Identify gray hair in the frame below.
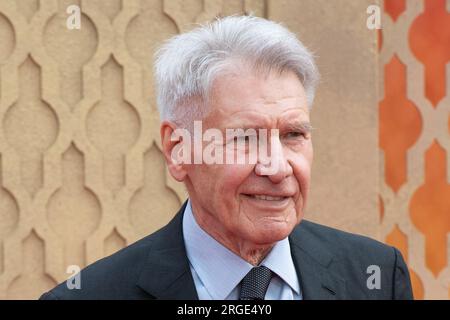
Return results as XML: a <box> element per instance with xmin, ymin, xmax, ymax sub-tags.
<box><xmin>154</xmin><ymin>15</ymin><xmax>319</xmax><ymax>126</ymax></box>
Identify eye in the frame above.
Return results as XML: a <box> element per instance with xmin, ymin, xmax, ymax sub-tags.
<box><xmin>285</xmin><ymin>131</ymin><xmax>307</xmax><ymax>139</ymax></box>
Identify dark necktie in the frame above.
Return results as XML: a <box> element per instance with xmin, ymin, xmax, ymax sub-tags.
<box><xmin>239</xmin><ymin>266</ymin><xmax>273</xmax><ymax>300</ymax></box>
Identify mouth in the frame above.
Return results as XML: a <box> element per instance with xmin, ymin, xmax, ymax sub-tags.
<box><xmin>243</xmin><ymin>194</ymin><xmax>289</xmax><ymax>201</ymax></box>
<box><xmin>241</xmin><ymin>193</ymin><xmax>293</xmax><ymax>209</ymax></box>
<box><xmin>241</xmin><ymin>193</ymin><xmax>292</xmax><ymax>211</ymax></box>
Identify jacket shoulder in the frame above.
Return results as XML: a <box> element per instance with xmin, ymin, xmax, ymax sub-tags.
<box><xmin>297</xmin><ymin>220</ymin><xmax>393</xmax><ymax>260</ymax></box>
<box><xmin>295</xmin><ymin>220</ymin><xmax>413</xmax><ymax>299</ymax></box>
<box><xmin>40</xmin><ymin>231</ymin><xmax>159</xmax><ymax>300</ymax></box>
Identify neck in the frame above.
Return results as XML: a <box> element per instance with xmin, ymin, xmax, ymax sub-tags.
<box><xmin>239</xmin><ymin>247</ymin><xmax>273</xmax><ymax>266</ymax></box>
<box><xmin>189</xmin><ymin>200</ymin><xmax>275</xmax><ymax>266</ymax></box>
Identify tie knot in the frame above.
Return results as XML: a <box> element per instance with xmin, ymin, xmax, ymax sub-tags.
<box><xmin>239</xmin><ymin>266</ymin><xmax>273</xmax><ymax>300</ymax></box>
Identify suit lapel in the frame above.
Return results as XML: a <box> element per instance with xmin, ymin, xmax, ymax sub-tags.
<box><xmin>289</xmin><ymin>222</ymin><xmax>347</xmax><ymax>300</ymax></box>
<box><xmin>136</xmin><ymin>201</ymin><xmax>199</xmax><ymax>299</ymax></box>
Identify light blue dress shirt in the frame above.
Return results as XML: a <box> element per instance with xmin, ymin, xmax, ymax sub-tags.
<box><xmin>182</xmin><ymin>199</ymin><xmax>302</xmax><ymax>300</ymax></box>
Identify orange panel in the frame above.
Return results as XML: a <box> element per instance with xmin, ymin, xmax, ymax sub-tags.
<box><xmin>384</xmin><ymin>0</ymin><xmax>406</xmax><ymax>22</ymax></box>
<box><xmin>409</xmin><ymin>0</ymin><xmax>450</xmax><ymax>107</ymax></box>
<box><xmin>379</xmin><ymin>56</ymin><xmax>423</xmax><ymax>193</ymax></box>
<box><xmin>410</xmin><ymin>141</ymin><xmax>450</xmax><ymax>277</ymax></box>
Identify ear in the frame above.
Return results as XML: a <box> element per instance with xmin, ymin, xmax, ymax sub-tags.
<box><xmin>160</xmin><ymin>121</ymin><xmax>189</xmax><ymax>182</ymax></box>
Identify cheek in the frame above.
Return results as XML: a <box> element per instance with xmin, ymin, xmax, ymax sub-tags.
<box><xmin>216</xmin><ymin>164</ymin><xmax>255</xmax><ymax>197</ymax></box>
<box><xmin>187</xmin><ymin>164</ymin><xmax>218</xmax><ymax>196</ymax></box>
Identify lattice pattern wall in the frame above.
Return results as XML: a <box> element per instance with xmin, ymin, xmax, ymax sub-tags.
<box><xmin>379</xmin><ymin>0</ymin><xmax>450</xmax><ymax>299</ymax></box>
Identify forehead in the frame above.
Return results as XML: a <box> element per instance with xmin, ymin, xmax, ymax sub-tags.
<box><xmin>207</xmin><ymin>68</ymin><xmax>309</xmax><ymax>126</ymax></box>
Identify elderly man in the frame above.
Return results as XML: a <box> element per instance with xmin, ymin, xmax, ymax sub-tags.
<box><xmin>40</xmin><ymin>15</ymin><xmax>413</xmax><ymax>300</ymax></box>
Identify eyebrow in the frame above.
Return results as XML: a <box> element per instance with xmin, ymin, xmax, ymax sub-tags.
<box><xmin>223</xmin><ymin>121</ymin><xmax>314</xmax><ymax>134</ymax></box>
<box><xmin>224</xmin><ymin>119</ymin><xmax>272</xmax><ymax>131</ymax></box>
<box><xmin>285</xmin><ymin>121</ymin><xmax>314</xmax><ymax>133</ymax></box>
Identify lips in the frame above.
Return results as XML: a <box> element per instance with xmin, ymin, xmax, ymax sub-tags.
<box><xmin>242</xmin><ymin>194</ymin><xmax>291</xmax><ymax>201</ymax></box>
<box><xmin>249</xmin><ymin>194</ymin><xmax>285</xmax><ymax>201</ymax></box>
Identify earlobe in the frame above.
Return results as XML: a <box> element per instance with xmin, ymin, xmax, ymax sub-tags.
<box><xmin>168</xmin><ymin>163</ymin><xmax>188</xmax><ymax>182</ymax></box>
<box><xmin>160</xmin><ymin>121</ymin><xmax>189</xmax><ymax>182</ymax></box>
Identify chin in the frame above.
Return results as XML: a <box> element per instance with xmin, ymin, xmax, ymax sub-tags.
<box><xmin>247</xmin><ymin>222</ymin><xmax>295</xmax><ymax>245</ymax></box>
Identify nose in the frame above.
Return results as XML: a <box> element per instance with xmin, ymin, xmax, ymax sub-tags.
<box><xmin>255</xmin><ymin>134</ymin><xmax>293</xmax><ymax>183</ymax></box>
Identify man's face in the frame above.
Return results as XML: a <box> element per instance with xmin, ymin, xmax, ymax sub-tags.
<box><xmin>184</xmin><ymin>68</ymin><xmax>313</xmax><ymax>246</ymax></box>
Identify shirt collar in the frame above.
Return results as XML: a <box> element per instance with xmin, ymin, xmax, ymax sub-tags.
<box><xmin>260</xmin><ymin>234</ymin><xmax>301</xmax><ymax>295</ymax></box>
<box><xmin>182</xmin><ymin>199</ymin><xmax>300</xmax><ymax>299</ymax></box>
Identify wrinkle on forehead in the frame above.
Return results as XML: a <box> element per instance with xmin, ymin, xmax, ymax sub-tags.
<box><xmin>203</xmin><ymin>68</ymin><xmax>310</xmax><ymax>134</ymax></box>
<box><xmin>210</xmin><ymin>68</ymin><xmax>306</xmax><ymax>105</ymax></box>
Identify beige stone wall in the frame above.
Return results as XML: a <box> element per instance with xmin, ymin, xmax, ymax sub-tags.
<box><xmin>0</xmin><ymin>0</ymin><xmax>447</xmax><ymax>299</ymax></box>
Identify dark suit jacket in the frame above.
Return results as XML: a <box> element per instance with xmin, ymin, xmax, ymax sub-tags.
<box><xmin>40</xmin><ymin>201</ymin><xmax>413</xmax><ymax>300</ymax></box>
